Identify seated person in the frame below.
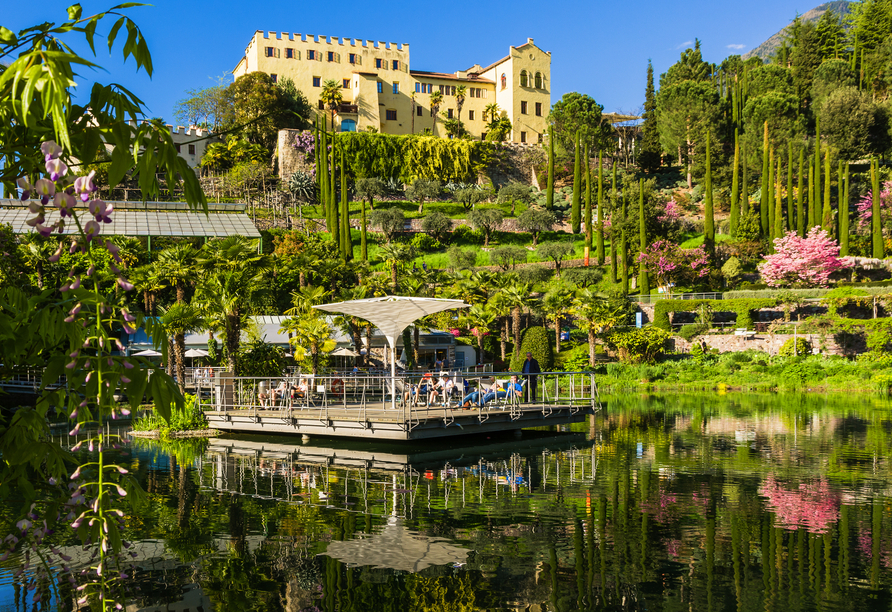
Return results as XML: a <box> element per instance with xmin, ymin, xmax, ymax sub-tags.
<box><xmin>271</xmin><ymin>380</ymin><xmax>288</xmax><ymax>403</ymax></box>
<box><xmin>291</xmin><ymin>379</ymin><xmax>308</xmax><ymax>399</ymax></box>
<box><xmin>482</xmin><ymin>375</ymin><xmax>523</xmax><ymax>404</ymax></box>
<box><xmin>405</xmin><ymin>372</ymin><xmax>433</xmax><ymax>405</ymax></box>
<box><xmin>258</xmin><ymin>381</ymin><xmax>269</xmax><ymax>407</ymax></box>
<box><xmin>461</xmin><ymin>377</ymin><xmax>498</xmax><ymax>408</ymax></box>
<box><xmin>428</xmin><ymin>372</ymin><xmax>455</xmax><ymax>406</ymax></box>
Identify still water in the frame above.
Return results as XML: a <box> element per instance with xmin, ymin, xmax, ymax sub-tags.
<box><xmin>3</xmin><ymin>392</ymin><xmax>892</xmax><ymax>611</ymax></box>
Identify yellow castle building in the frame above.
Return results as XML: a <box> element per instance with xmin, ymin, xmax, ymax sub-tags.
<box><xmin>232</xmin><ymin>31</ymin><xmax>551</xmax><ymax>143</ymax></box>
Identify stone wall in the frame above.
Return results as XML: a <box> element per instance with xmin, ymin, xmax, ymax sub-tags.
<box><xmin>671</xmin><ymin>333</ymin><xmax>844</xmax><ymax>355</ymax></box>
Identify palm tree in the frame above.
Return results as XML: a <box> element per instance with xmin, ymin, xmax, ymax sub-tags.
<box><xmin>194</xmin><ymin>237</ymin><xmax>272</xmax><ymax>373</ymax></box>
<box><xmin>320</xmin><ymin>79</ymin><xmax>343</xmax><ymax>130</ymax></box>
<box><xmin>282</xmin><ymin>315</ymin><xmax>336</xmax><ymax>376</ymax></box>
<box><xmin>429</xmin><ymin>90</ymin><xmax>444</xmax><ymax>136</ymax></box>
<box><xmin>377</xmin><ymin>242</ymin><xmax>413</xmax><ymax>292</ymax></box>
<box><xmin>159</xmin><ymin>303</ymin><xmax>204</xmax><ymax>394</ymax></box>
<box><xmin>285</xmin><ymin>285</ymin><xmax>329</xmax><ymax>317</ymax></box>
<box><xmin>130</xmin><ymin>264</ymin><xmax>166</xmax><ymax>315</ymax></box>
<box><xmin>484</xmin><ymin>103</ymin><xmax>500</xmax><ymax>126</ymax></box>
<box><xmin>455</xmin><ymin>85</ymin><xmax>467</xmax><ymax>125</ymax></box>
<box><xmin>155</xmin><ymin>243</ymin><xmax>198</xmax><ymax>303</ymax></box>
<box><xmin>488</xmin><ymin>292</ymin><xmax>511</xmax><ymax>362</ymax></box>
<box><xmin>541</xmin><ymin>284</ymin><xmax>573</xmax><ymax>353</ymax></box>
<box><xmin>500</xmin><ymin>284</ymin><xmax>529</xmax><ymax>358</ymax></box>
<box><xmin>463</xmin><ymin>303</ymin><xmax>496</xmax><ymax>363</ymax></box>
<box><xmin>571</xmin><ymin>288</ymin><xmax>625</xmax><ymax>366</ymax></box>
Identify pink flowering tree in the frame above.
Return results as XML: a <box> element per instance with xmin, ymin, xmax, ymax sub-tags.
<box><xmin>758</xmin><ymin>228</ymin><xmax>843</xmax><ymax>287</ymax></box>
<box><xmin>856</xmin><ymin>181</ymin><xmax>892</xmax><ymax>233</ymax></box>
<box><xmin>637</xmin><ymin>240</ymin><xmax>710</xmax><ymax>295</ymax></box>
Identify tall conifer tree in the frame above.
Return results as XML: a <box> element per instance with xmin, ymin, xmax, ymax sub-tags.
<box><xmin>822</xmin><ymin>150</ymin><xmax>832</xmax><ymax>233</ymax></box>
<box><xmin>571</xmin><ymin>130</ymin><xmax>582</xmax><ymax>234</ymax></box>
<box><xmin>621</xmin><ymin>187</ymin><xmax>629</xmax><ymax>295</ymax></box>
<box><xmin>786</xmin><ymin>143</ymin><xmax>793</xmax><ymax>232</ymax></box>
<box><xmin>872</xmin><ymin>158</ymin><xmax>885</xmax><ymax>258</ymax></box>
<box><xmin>584</xmin><ymin>142</ymin><xmax>592</xmax><ymax>264</ymax></box>
<box><xmin>797</xmin><ymin>147</ymin><xmax>805</xmax><ymax>236</ymax></box>
<box><xmin>637</xmin><ymin>60</ymin><xmax>661</xmax><ymax>173</ymax></box>
<box><xmin>597</xmin><ymin>152</ymin><xmax>605</xmax><ymax>265</ymax></box>
<box><xmin>638</xmin><ymin>179</ymin><xmax>650</xmax><ymax>296</ymax></box>
<box><xmin>841</xmin><ymin>162</ymin><xmax>850</xmax><ymax>256</ymax></box>
<box><xmin>704</xmin><ymin>131</ymin><xmax>715</xmax><ymax>257</ymax></box>
<box><xmin>730</xmin><ymin>128</ymin><xmax>740</xmax><ymax>237</ymax></box>
<box><xmin>760</xmin><ymin>122</ymin><xmax>770</xmax><ymax>236</ymax></box>
<box><xmin>610</xmin><ymin>164</ymin><xmax>618</xmax><ymax>284</ymax></box>
<box><xmin>546</xmin><ymin>125</ymin><xmax>554</xmax><ymax>210</ymax></box>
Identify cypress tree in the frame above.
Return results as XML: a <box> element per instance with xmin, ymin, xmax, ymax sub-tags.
<box><xmin>730</xmin><ymin>128</ymin><xmax>740</xmax><ymax>237</ymax></box>
<box><xmin>742</xmin><ymin>143</ymin><xmax>748</xmax><ymax>215</ymax></box>
<box><xmin>704</xmin><ymin>130</ymin><xmax>715</xmax><ymax>257</ymax></box>
<box><xmin>766</xmin><ymin>148</ymin><xmax>775</xmax><ymax>246</ymax></box>
<box><xmin>814</xmin><ymin>117</ymin><xmax>821</xmax><ymax>227</ymax></box>
<box><xmin>571</xmin><ymin>130</ymin><xmax>582</xmax><ymax>234</ymax></box>
<box><xmin>807</xmin><ymin>164</ymin><xmax>814</xmax><ymax>231</ymax></box>
<box><xmin>638</xmin><ymin>179</ymin><xmax>649</xmax><ymax>296</ymax></box>
<box><xmin>760</xmin><ymin>122</ymin><xmax>770</xmax><ymax>236</ymax></box>
<box><xmin>610</xmin><ymin>163</ymin><xmax>618</xmax><ymax>284</ymax></box>
<box><xmin>596</xmin><ymin>152</ymin><xmax>605</xmax><ymax>265</ymax></box>
<box><xmin>841</xmin><ymin>162</ymin><xmax>850</xmax><ymax>256</ymax></box>
<box><xmin>546</xmin><ymin>125</ymin><xmax>554</xmax><ymax>210</ymax></box>
<box><xmin>637</xmin><ymin>60</ymin><xmax>661</xmax><ymax>173</ymax></box>
<box><xmin>340</xmin><ymin>145</ymin><xmax>350</xmax><ymax>260</ymax></box>
<box><xmin>797</xmin><ymin>147</ymin><xmax>805</xmax><ymax>236</ymax></box>
<box><xmin>320</xmin><ymin>122</ymin><xmax>331</xmax><ymax>233</ymax></box>
<box><xmin>584</xmin><ymin>142</ymin><xmax>592</xmax><ymax>264</ymax></box>
<box><xmin>774</xmin><ymin>155</ymin><xmax>784</xmax><ymax>241</ymax></box>
<box><xmin>330</xmin><ymin>133</ymin><xmax>339</xmax><ymax>246</ymax></box>
<box><xmin>786</xmin><ymin>142</ymin><xmax>793</xmax><ymax>232</ymax></box>
<box><xmin>872</xmin><ymin>158</ymin><xmax>885</xmax><ymax>258</ymax></box>
<box><xmin>822</xmin><ymin>149</ymin><xmax>832</xmax><ymax>233</ymax></box>
<box><xmin>621</xmin><ymin>186</ymin><xmax>629</xmax><ymax>295</ymax></box>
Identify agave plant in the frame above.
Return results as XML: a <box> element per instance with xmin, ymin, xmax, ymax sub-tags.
<box><xmin>384</xmin><ymin>177</ymin><xmax>404</xmax><ymax>196</ymax></box>
<box><xmin>289</xmin><ymin>170</ymin><xmax>316</xmax><ymax>202</ymax></box>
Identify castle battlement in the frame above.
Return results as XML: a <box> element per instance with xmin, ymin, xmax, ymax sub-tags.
<box><xmin>258</xmin><ymin>31</ymin><xmax>408</xmax><ymax>51</ymax></box>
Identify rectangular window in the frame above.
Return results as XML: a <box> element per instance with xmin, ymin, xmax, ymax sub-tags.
<box><xmin>417</xmin><ymin>106</ymin><xmax>423</xmax><ymax>117</ymax></box>
<box><xmin>520</xmin><ymin>131</ymin><xmax>527</xmax><ymax>143</ymax></box>
<box><xmin>377</xmin><ymin>81</ymin><xmax>383</xmax><ymax>93</ymax></box>
<box><xmin>386</xmin><ymin>109</ymin><xmax>397</xmax><ymax>121</ymax></box>
<box><xmin>343</xmin><ymin>79</ymin><xmax>350</xmax><ymax>89</ymax></box>
<box><xmin>349</xmin><ymin>53</ymin><xmax>357</xmax><ymax>64</ymax></box>
<box><xmin>313</xmin><ymin>76</ymin><xmax>321</xmax><ymax>87</ymax></box>
<box><xmin>285</xmin><ymin>48</ymin><xmax>294</xmax><ymax>59</ymax></box>
<box><xmin>521</xmin><ymin>101</ymin><xmax>528</xmax><ymax>114</ymax></box>
<box><xmin>376</xmin><ymin>58</ymin><xmax>382</xmax><ymax>69</ymax></box>
<box><xmin>270</xmin><ymin>73</ymin><xmax>277</xmax><ymax>83</ymax></box>
<box><xmin>535</xmin><ymin>102</ymin><xmax>542</xmax><ymax>116</ymax></box>
<box><xmin>439</xmin><ymin>85</ymin><xmax>444</xmax><ymax>94</ymax></box>
<box><xmin>468</xmin><ymin>110</ymin><xmax>474</xmax><ymax>120</ymax></box>
<box><xmin>447</xmin><ymin>108</ymin><xmax>454</xmax><ymax>119</ymax></box>
<box><xmin>265</xmin><ymin>47</ymin><xmax>274</xmax><ymax>57</ymax></box>
<box><xmin>392</xmin><ymin>59</ymin><xmax>399</xmax><ymax>70</ymax></box>
<box><xmin>188</xmin><ymin>144</ymin><xmax>196</xmax><ymax>155</ymax></box>
<box><xmin>175</xmin><ymin>144</ymin><xmax>181</xmax><ymax>153</ymax></box>
<box><xmin>307</xmin><ymin>50</ymin><xmax>316</xmax><ymax>60</ymax></box>
<box><xmin>538</xmin><ymin>133</ymin><xmax>544</xmax><ymax>144</ymax></box>
<box><xmin>451</xmin><ymin>86</ymin><xmax>456</xmax><ymax>96</ymax></box>
<box><xmin>328</xmin><ymin>51</ymin><xmax>335</xmax><ymax>62</ymax></box>
<box><xmin>318</xmin><ymin>100</ymin><xmax>324</xmax><ymax>109</ymax></box>
<box><xmin>392</xmin><ymin>82</ymin><xmax>399</xmax><ymax>94</ymax></box>
<box><xmin>415</xmin><ymin>83</ymin><xmax>421</xmax><ymax>93</ymax></box>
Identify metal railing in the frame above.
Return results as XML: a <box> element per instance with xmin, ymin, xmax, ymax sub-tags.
<box><xmin>630</xmin><ymin>292</ymin><xmax>723</xmax><ymax>304</ymax></box>
<box><xmin>197</xmin><ymin>371</ymin><xmax>601</xmax><ymax>429</ymax></box>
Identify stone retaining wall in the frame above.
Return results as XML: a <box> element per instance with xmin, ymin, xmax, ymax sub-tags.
<box><xmin>671</xmin><ymin>333</ymin><xmax>843</xmax><ymax>355</ymax></box>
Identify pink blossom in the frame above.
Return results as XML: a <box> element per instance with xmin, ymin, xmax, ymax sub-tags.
<box><xmin>40</xmin><ymin>141</ymin><xmax>62</xmax><ymax>161</ymax></box>
<box><xmin>759</xmin><ymin>474</ymin><xmax>840</xmax><ymax>534</ymax></box>
<box><xmin>659</xmin><ymin>200</ymin><xmax>681</xmax><ymax>223</ymax></box>
<box><xmin>758</xmin><ymin>228</ymin><xmax>843</xmax><ymax>288</ymax></box>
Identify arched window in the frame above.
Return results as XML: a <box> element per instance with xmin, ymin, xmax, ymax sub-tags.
<box><xmin>520</xmin><ymin>70</ymin><xmax>528</xmax><ymax>87</ymax></box>
<box><xmin>535</xmin><ymin>72</ymin><xmax>542</xmax><ymax>89</ymax></box>
<box><xmin>340</xmin><ymin>119</ymin><xmax>356</xmax><ymax>132</ymax></box>
<box><xmin>501</xmin><ymin>73</ymin><xmax>506</xmax><ymax>89</ymax></box>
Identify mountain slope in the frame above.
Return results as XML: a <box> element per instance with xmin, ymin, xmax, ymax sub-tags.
<box><xmin>742</xmin><ymin>1</ymin><xmax>851</xmax><ymax>61</ymax></box>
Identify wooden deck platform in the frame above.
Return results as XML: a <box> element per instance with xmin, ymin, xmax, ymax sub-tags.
<box><xmin>205</xmin><ymin>401</ymin><xmax>596</xmax><ymax>440</ymax></box>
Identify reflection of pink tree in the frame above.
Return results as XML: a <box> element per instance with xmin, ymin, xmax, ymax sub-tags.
<box><xmin>760</xmin><ymin>474</ymin><xmax>840</xmax><ymax>534</ymax></box>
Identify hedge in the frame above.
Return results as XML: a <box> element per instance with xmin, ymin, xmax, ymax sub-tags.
<box><xmin>509</xmin><ymin>326</ymin><xmax>554</xmax><ymax>371</ymax></box>
<box><xmin>725</xmin><ymin>286</ymin><xmax>892</xmax><ymax>300</ymax></box>
<box><xmin>654</xmin><ymin>298</ymin><xmax>779</xmax><ymax>331</ymax></box>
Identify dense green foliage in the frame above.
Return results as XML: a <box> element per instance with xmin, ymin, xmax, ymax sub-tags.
<box><xmin>509</xmin><ymin>326</ymin><xmax>554</xmax><ymax>371</ymax></box>
<box><xmin>653</xmin><ymin>298</ymin><xmax>779</xmax><ymax>330</ymax></box>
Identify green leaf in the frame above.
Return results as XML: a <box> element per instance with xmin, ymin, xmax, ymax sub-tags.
<box><xmin>0</xmin><ymin>27</ymin><xmax>17</xmax><ymax>45</ymax></box>
<box><xmin>40</xmin><ymin>356</ymin><xmax>66</xmax><ymax>393</ymax></box>
<box><xmin>149</xmin><ymin>373</ymin><xmax>171</xmax><ymax>423</ymax></box>
<box><xmin>107</xmin><ymin>16</ymin><xmax>125</xmax><ymax>52</ymax></box>
<box><xmin>125</xmin><ymin>370</ymin><xmax>148</xmax><ymax>413</ymax></box>
<box><xmin>67</xmin><ymin>4</ymin><xmax>83</xmax><ymax>20</ymax></box>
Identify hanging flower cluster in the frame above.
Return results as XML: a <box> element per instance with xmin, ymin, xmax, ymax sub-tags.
<box><xmin>758</xmin><ymin>228</ymin><xmax>843</xmax><ymax>288</ymax></box>
<box><xmin>8</xmin><ymin>141</ymin><xmax>174</xmax><ymax>610</ymax></box>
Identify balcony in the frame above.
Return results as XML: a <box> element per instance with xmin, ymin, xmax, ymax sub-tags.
<box><xmin>337</xmin><ymin>104</ymin><xmax>358</xmax><ymax>114</ymax></box>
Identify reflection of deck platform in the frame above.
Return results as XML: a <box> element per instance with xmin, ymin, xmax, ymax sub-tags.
<box><xmin>205</xmin><ymin>402</ymin><xmax>595</xmax><ymax>440</ymax></box>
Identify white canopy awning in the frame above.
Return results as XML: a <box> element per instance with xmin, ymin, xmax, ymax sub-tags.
<box><xmin>314</xmin><ymin>296</ymin><xmax>468</xmax><ymax>409</ymax></box>
<box><xmin>331</xmin><ymin>347</ymin><xmax>359</xmax><ymax>357</ymax></box>
<box><xmin>184</xmin><ymin>348</ymin><xmax>209</xmax><ymax>358</ymax></box>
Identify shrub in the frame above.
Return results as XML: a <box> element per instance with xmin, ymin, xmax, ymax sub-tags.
<box><xmin>448</xmin><ymin>247</ymin><xmax>477</xmax><ymax>270</ymax></box>
<box><xmin>516</xmin><ymin>265</ymin><xmax>552</xmax><ymax>285</ymax></box>
<box><xmin>677</xmin><ymin>323</ymin><xmax>708</xmax><ymax>341</ymax></box>
<box><xmin>369</xmin><ymin>208</ymin><xmax>405</xmax><ymax>242</ymax></box>
<box><xmin>420</xmin><ymin>211</ymin><xmax>451</xmax><ymax>243</ymax></box>
<box><xmin>410</xmin><ymin>233</ymin><xmax>441</xmax><ymax>253</ymax></box>
<box><xmin>605</xmin><ymin>327</ymin><xmax>671</xmax><ymax>364</ymax></box>
<box><xmin>779</xmin><ymin>337</ymin><xmax>812</xmax><ymax>357</ymax></box>
<box><xmin>509</xmin><ymin>326</ymin><xmax>554</xmax><ymax>371</ymax></box>
<box><xmin>133</xmin><ymin>394</ymin><xmax>207</xmax><ymax>435</ymax></box>
<box><xmin>562</xmin><ymin>267</ymin><xmax>603</xmax><ymax>287</ymax></box>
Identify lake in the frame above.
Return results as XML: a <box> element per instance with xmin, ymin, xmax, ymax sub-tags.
<box><xmin>2</xmin><ymin>392</ymin><xmax>892</xmax><ymax>611</ymax></box>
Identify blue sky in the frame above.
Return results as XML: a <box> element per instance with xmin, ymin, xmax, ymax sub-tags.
<box><xmin>4</xmin><ymin>0</ymin><xmax>832</xmax><ymax>123</ymax></box>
